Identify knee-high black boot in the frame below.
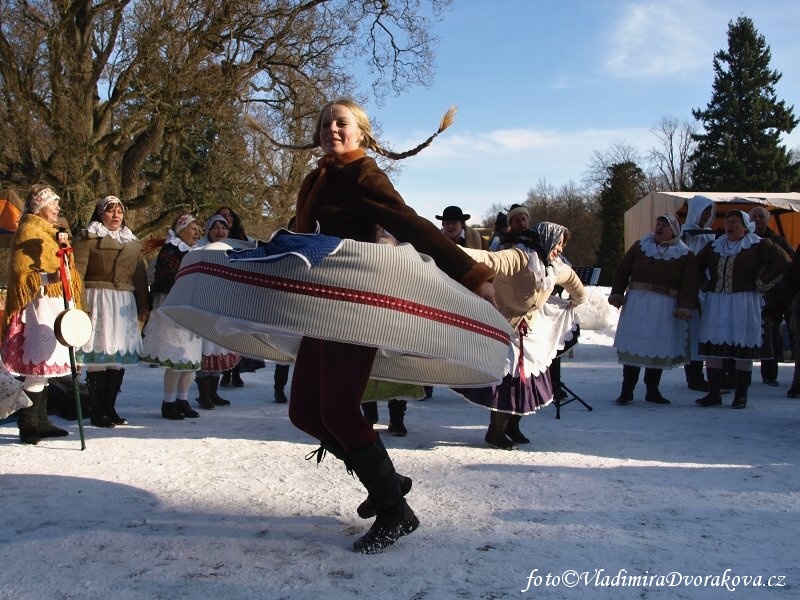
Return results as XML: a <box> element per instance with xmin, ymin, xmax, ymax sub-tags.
<box><xmin>304</xmin><ymin>439</ymin><xmax>411</xmax><ymax>521</ymax></box>
<box><xmin>349</xmin><ymin>438</ymin><xmax>419</xmax><ymax>554</ymax></box>
<box><xmin>684</xmin><ymin>360</ymin><xmax>709</xmax><ymax>391</ymax></box>
<box><xmin>644</xmin><ymin>368</ymin><xmax>669</xmax><ymax>404</ymax></box>
<box><xmin>209</xmin><ymin>375</ymin><xmax>230</xmax><ymax>406</ymax></box>
<box><xmin>696</xmin><ymin>367</ymin><xmax>723</xmax><ymax>406</ymax></box>
<box><xmin>195</xmin><ymin>376</ymin><xmax>215</xmax><ymax>410</ymax></box>
<box><xmin>387</xmin><ymin>400</ymin><xmax>407</xmax><ymax>437</ymax></box>
<box><xmin>106</xmin><ymin>369</ymin><xmax>128</xmax><ymax>425</ymax></box>
<box><xmin>274</xmin><ymin>364</ymin><xmax>289</xmax><ymax>403</ymax></box>
<box><xmin>732</xmin><ymin>370</ymin><xmax>751</xmax><ymax>409</ymax></box>
<box><xmin>616</xmin><ymin>365</ymin><xmax>640</xmax><ymax>405</ymax></box>
<box><xmin>87</xmin><ymin>371</ymin><xmax>114</xmax><ymax>427</ymax></box>
<box><xmin>17</xmin><ymin>391</ymin><xmax>41</xmax><ymax>445</ymax></box>
<box><xmin>36</xmin><ymin>385</ymin><xmax>69</xmax><ymax>437</ymax></box>
<box><xmin>505</xmin><ymin>414</ymin><xmax>530</xmax><ymax>444</ymax></box>
<box><xmin>549</xmin><ymin>357</ymin><xmax>566</xmax><ymax>400</ymax></box>
<box><xmin>485</xmin><ymin>411</ymin><xmax>516</xmax><ymax>450</ymax></box>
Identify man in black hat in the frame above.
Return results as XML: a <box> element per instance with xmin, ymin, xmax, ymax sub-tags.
<box><xmin>436</xmin><ymin>205</ymin><xmax>487</xmax><ymax>249</ymax></box>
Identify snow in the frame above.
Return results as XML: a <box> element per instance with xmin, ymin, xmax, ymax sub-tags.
<box><xmin>1</xmin><ymin>288</ymin><xmax>798</xmax><ymax>599</ymax></box>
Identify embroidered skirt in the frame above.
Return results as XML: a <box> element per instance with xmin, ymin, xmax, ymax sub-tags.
<box><xmin>614</xmin><ymin>289</ymin><xmax>690</xmax><ymax>369</ymax></box>
<box><xmin>77</xmin><ymin>288</ymin><xmax>143</xmax><ymax>367</ymax></box>
<box><xmin>698</xmin><ymin>291</ymin><xmax>765</xmax><ymax>360</ymax></box>
<box><xmin>141</xmin><ymin>293</ymin><xmax>202</xmax><ymax>371</ymax></box>
<box><xmin>1</xmin><ymin>293</ymin><xmax>73</xmax><ymax>378</ymax></box>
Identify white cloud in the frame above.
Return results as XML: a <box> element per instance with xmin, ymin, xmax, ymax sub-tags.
<box><xmin>603</xmin><ymin>1</ymin><xmax>715</xmax><ymax>78</ymax></box>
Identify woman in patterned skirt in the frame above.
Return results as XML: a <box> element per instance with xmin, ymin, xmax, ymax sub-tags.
<box><xmin>141</xmin><ymin>214</ymin><xmax>203</xmax><ymax>420</ymax></box>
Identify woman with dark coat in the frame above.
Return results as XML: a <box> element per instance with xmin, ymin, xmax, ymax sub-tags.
<box><xmin>609</xmin><ymin>214</ymin><xmax>699</xmax><ymax>405</ymax></box>
<box><xmin>73</xmin><ymin>196</ymin><xmax>150</xmax><ymax>427</ymax></box>
<box><xmin>695</xmin><ymin>210</ymin><xmax>790</xmax><ymax>409</ymax></box>
<box><xmin>287</xmin><ymin>98</ymin><xmax>496</xmax><ymax>553</ymax></box>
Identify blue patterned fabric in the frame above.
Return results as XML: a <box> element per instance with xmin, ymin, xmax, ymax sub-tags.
<box><xmin>227</xmin><ymin>230</ymin><xmax>343</xmax><ymax>268</ymax></box>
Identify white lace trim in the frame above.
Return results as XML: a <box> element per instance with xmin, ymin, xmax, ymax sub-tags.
<box><xmin>166</xmin><ymin>230</ymin><xmax>195</xmax><ymax>252</ymax></box>
<box><xmin>711</xmin><ymin>232</ymin><xmax>761</xmax><ymax>257</ymax></box>
<box><xmin>639</xmin><ymin>233</ymin><xmax>691</xmax><ymax>260</ymax></box>
<box><xmin>87</xmin><ymin>221</ymin><xmax>138</xmax><ymax>243</ymax></box>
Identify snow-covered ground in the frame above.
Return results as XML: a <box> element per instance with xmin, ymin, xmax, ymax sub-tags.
<box><xmin>1</xmin><ymin>288</ymin><xmax>798</xmax><ymax>599</ymax></box>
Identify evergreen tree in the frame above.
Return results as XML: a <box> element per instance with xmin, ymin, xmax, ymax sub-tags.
<box><xmin>690</xmin><ymin>16</ymin><xmax>800</xmax><ymax>191</ymax></box>
<box><xmin>597</xmin><ymin>161</ymin><xmax>647</xmax><ymax>286</ymax></box>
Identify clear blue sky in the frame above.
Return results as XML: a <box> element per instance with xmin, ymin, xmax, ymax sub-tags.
<box><xmin>357</xmin><ymin>0</ymin><xmax>800</xmax><ymax>226</ymax></box>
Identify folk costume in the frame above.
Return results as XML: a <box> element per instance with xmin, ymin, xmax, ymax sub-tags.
<box><xmin>73</xmin><ymin>197</ymin><xmax>149</xmax><ymax>427</ymax></box>
<box><xmin>1</xmin><ymin>188</ymin><xmax>84</xmax><ymax>444</ymax></box>
<box><xmin>695</xmin><ymin>211</ymin><xmax>790</xmax><ymax>408</ymax></box>
<box><xmin>141</xmin><ymin>215</ymin><xmax>203</xmax><ymax>421</ymax></box>
<box><xmin>456</xmin><ymin>222</ymin><xmax>586</xmax><ymax>449</ymax></box>
<box><xmin>159</xmin><ymin>146</ymin><xmax>507</xmax><ymax>554</ymax></box>
<box><xmin>193</xmin><ymin>216</ymin><xmax>243</xmax><ymax>409</ymax></box>
<box><xmin>610</xmin><ymin>214</ymin><xmax>699</xmax><ymax>405</ymax></box>
<box><xmin>680</xmin><ymin>195</ymin><xmax>718</xmax><ymax>390</ymax></box>
<box><xmin>141</xmin><ymin>230</ymin><xmax>202</xmax><ymax>371</ymax></box>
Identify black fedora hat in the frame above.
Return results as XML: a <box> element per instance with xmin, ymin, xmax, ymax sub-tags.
<box><xmin>435</xmin><ymin>205</ymin><xmax>471</xmax><ymax>221</ymax></box>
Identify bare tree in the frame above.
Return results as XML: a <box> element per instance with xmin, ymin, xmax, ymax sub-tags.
<box><xmin>0</xmin><ymin>0</ymin><xmax>451</xmax><ymax>234</ymax></box>
<box><xmin>647</xmin><ymin>116</ymin><xmax>696</xmax><ymax>191</ymax></box>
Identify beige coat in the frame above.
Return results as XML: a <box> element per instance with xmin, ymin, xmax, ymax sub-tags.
<box><xmin>462</xmin><ymin>247</ymin><xmax>587</xmax><ymax>329</ymax></box>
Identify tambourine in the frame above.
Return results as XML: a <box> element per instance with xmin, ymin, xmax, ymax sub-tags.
<box><xmin>54</xmin><ymin>308</ymin><xmax>93</xmax><ymax>348</ymax></box>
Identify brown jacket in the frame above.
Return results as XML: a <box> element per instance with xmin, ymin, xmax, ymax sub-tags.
<box><xmin>696</xmin><ymin>237</ymin><xmax>789</xmax><ymax>294</ymax></box>
<box><xmin>295</xmin><ymin>150</ymin><xmax>493</xmax><ymax>291</ymax></box>
<box><xmin>611</xmin><ymin>242</ymin><xmax>700</xmax><ymax>311</ymax></box>
<box><xmin>462</xmin><ymin>247</ymin><xmax>587</xmax><ymax>328</ymax></box>
<box><xmin>73</xmin><ymin>230</ymin><xmax>150</xmax><ymax>312</ymax></box>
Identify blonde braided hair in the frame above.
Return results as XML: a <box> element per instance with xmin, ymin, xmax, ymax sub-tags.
<box><xmin>245</xmin><ymin>98</ymin><xmax>456</xmax><ymax>159</ymax></box>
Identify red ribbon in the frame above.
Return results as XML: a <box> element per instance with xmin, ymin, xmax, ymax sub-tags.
<box><xmin>517</xmin><ymin>319</ymin><xmax>529</xmax><ymax>382</ymax></box>
<box><xmin>56</xmin><ymin>246</ymin><xmax>74</xmax><ymax>303</ymax></box>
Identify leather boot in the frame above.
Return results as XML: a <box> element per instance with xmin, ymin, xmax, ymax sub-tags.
<box><xmin>195</xmin><ymin>376</ymin><xmax>215</xmax><ymax>410</ymax></box>
<box><xmin>362</xmin><ymin>401</ymin><xmax>379</xmax><ymax>424</ymax></box>
<box><xmin>349</xmin><ymin>438</ymin><xmax>419</xmax><ymax>554</ymax></box>
<box><xmin>305</xmin><ymin>440</ymin><xmax>413</xmax><ymax>522</ymax></box>
<box><xmin>505</xmin><ymin>414</ymin><xmax>530</xmax><ymax>444</ymax></box>
<box><xmin>616</xmin><ymin>364</ymin><xmax>639</xmax><ymax>405</ymax></box>
<box><xmin>106</xmin><ymin>369</ymin><xmax>128</xmax><ymax>425</ymax></box>
<box><xmin>231</xmin><ymin>366</ymin><xmax>244</xmax><ymax>387</ymax></box>
<box><xmin>87</xmin><ymin>371</ymin><xmax>115</xmax><ymax>428</ymax></box>
<box><xmin>176</xmin><ymin>399</ymin><xmax>200</xmax><ymax>418</ymax></box>
<box><xmin>161</xmin><ymin>401</ymin><xmax>185</xmax><ymax>420</ymax></box>
<box><xmin>485</xmin><ymin>411</ymin><xmax>516</xmax><ymax>450</ymax></box>
<box><xmin>274</xmin><ymin>363</ymin><xmax>289</xmax><ymax>403</ymax></box>
<box><xmin>210</xmin><ymin>375</ymin><xmax>230</xmax><ymax>406</ymax></box>
<box><xmin>220</xmin><ymin>370</ymin><xmax>232</xmax><ymax>388</ymax></box>
<box><xmin>387</xmin><ymin>399</ymin><xmax>407</xmax><ymax>437</ymax></box>
<box><xmin>732</xmin><ymin>370</ymin><xmax>751</xmax><ymax>409</ymax></box>
<box><xmin>17</xmin><ymin>391</ymin><xmax>41</xmax><ymax>445</ymax></box>
<box><xmin>696</xmin><ymin>367</ymin><xmax>723</xmax><ymax>406</ymax></box>
<box><xmin>684</xmin><ymin>360</ymin><xmax>709</xmax><ymax>391</ymax></box>
<box><xmin>36</xmin><ymin>386</ymin><xmax>69</xmax><ymax>438</ymax></box>
<box><xmin>644</xmin><ymin>368</ymin><xmax>670</xmax><ymax>404</ymax></box>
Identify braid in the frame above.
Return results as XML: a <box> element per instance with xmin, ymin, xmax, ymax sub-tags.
<box><xmin>245</xmin><ymin>103</ymin><xmax>457</xmax><ymax>159</ymax></box>
<box><xmin>372</xmin><ymin>105</ymin><xmax>457</xmax><ymax>160</ymax></box>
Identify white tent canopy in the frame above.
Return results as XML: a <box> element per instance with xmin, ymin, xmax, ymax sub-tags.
<box><xmin>625</xmin><ymin>191</ymin><xmax>800</xmax><ymax>249</ymax></box>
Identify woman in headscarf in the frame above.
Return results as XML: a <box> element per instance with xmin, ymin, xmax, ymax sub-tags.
<box><xmin>141</xmin><ymin>214</ymin><xmax>204</xmax><ymax>420</ymax></box>
<box><xmin>694</xmin><ymin>210</ymin><xmax>790</xmax><ymax>409</ymax></box>
<box><xmin>192</xmin><ymin>215</ymin><xmax>239</xmax><ymax>409</ymax></box>
<box><xmin>457</xmin><ymin>222</ymin><xmax>586</xmax><ymax>449</ymax></box>
<box><xmin>73</xmin><ymin>196</ymin><xmax>150</xmax><ymax>427</ymax></box>
<box><xmin>609</xmin><ymin>214</ymin><xmax>699</xmax><ymax>406</ymax></box>
<box><xmin>1</xmin><ymin>185</ymin><xmax>84</xmax><ymax>444</ymax></box>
